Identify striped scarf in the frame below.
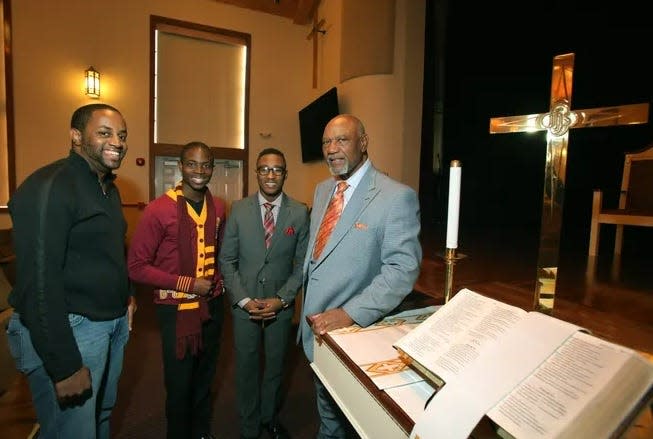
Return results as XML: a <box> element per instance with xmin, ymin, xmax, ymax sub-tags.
<box><xmin>174</xmin><ymin>184</ymin><xmax>217</xmax><ymax>359</ymax></box>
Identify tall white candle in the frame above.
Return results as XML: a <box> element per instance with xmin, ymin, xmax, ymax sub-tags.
<box><xmin>446</xmin><ymin>160</ymin><xmax>461</xmax><ymax>249</ymax></box>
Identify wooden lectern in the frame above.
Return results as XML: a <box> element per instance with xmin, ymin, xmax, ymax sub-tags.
<box><xmin>311</xmin><ymin>284</ymin><xmax>653</xmax><ymax>439</ymax></box>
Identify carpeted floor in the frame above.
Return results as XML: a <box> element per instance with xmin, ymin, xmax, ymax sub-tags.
<box><xmin>0</xmin><ymin>290</ymin><xmax>325</xmax><ymax>439</ymax></box>
<box><xmin>2</xmin><ymin>223</ymin><xmax>652</xmax><ymax>438</ymax></box>
<box><xmin>111</xmin><ymin>291</ymin><xmax>322</xmax><ymax>439</ymax></box>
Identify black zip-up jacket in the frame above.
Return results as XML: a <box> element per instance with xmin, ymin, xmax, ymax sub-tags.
<box><xmin>8</xmin><ymin>150</ymin><xmax>131</xmax><ymax>382</ymax></box>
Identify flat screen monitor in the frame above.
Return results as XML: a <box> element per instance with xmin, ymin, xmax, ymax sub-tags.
<box><xmin>299</xmin><ymin>87</ymin><xmax>339</xmax><ymax>163</ymax></box>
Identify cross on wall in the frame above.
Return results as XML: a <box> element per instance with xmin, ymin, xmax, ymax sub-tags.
<box><xmin>306</xmin><ymin>16</ymin><xmax>326</xmax><ymax>88</ymax></box>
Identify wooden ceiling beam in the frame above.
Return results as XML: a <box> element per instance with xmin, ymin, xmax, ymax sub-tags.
<box><xmin>210</xmin><ymin>0</ymin><xmax>297</xmax><ymax>20</ymax></box>
<box><xmin>208</xmin><ymin>0</ymin><xmax>321</xmax><ymax>26</ymax></box>
<box><xmin>293</xmin><ymin>0</ymin><xmax>320</xmax><ymax>25</ymax></box>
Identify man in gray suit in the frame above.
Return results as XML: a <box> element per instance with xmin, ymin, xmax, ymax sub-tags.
<box><xmin>299</xmin><ymin>114</ymin><xmax>422</xmax><ymax>438</ymax></box>
<box><xmin>220</xmin><ymin>148</ymin><xmax>309</xmax><ymax>439</ymax></box>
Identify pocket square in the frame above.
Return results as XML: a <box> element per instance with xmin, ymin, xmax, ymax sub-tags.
<box><xmin>354</xmin><ymin>222</ymin><xmax>368</xmax><ymax>230</ymax></box>
<box><xmin>284</xmin><ymin>226</ymin><xmax>295</xmax><ymax>236</ymax></box>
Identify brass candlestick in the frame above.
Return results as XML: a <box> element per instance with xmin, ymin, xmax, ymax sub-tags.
<box><xmin>439</xmin><ymin>248</ymin><xmax>466</xmax><ymax>303</ymax></box>
<box><xmin>443</xmin><ymin>248</ymin><xmax>456</xmax><ymax>303</ymax></box>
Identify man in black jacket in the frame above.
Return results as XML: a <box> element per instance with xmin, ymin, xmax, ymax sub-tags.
<box><xmin>6</xmin><ymin>103</ymin><xmax>136</xmax><ymax>439</ymax></box>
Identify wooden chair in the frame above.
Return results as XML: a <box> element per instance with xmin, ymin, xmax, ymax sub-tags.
<box><xmin>588</xmin><ymin>144</ymin><xmax>653</xmax><ymax>256</ymax></box>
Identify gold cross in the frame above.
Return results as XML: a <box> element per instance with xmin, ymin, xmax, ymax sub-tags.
<box><xmin>489</xmin><ymin>53</ymin><xmax>649</xmax><ymax>312</ymax></box>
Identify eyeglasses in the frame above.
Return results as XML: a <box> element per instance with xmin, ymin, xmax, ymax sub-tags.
<box><xmin>256</xmin><ymin>166</ymin><xmax>286</xmax><ymax>176</ymax></box>
<box><xmin>182</xmin><ymin>161</ymin><xmax>214</xmax><ymax>171</ymax></box>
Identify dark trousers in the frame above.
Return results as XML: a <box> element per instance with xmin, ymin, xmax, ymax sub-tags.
<box><xmin>232</xmin><ymin>308</ymin><xmax>293</xmax><ymax>437</ymax></box>
<box><xmin>156</xmin><ymin>295</ymin><xmax>224</xmax><ymax>439</ymax></box>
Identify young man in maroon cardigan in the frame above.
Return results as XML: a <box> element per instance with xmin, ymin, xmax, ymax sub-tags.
<box><xmin>128</xmin><ymin>141</ymin><xmax>226</xmax><ymax>439</ymax></box>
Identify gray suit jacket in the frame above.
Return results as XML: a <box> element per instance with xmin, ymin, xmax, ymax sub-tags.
<box><xmin>219</xmin><ymin>193</ymin><xmax>309</xmax><ymax>320</ymax></box>
<box><xmin>299</xmin><ymin>164</ymin><xmax>422</xmax><ymax>360</ymax></box>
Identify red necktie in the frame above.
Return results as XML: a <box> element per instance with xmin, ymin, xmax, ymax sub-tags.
<box><xmin>263</xmin><ymin>203</ymin><xmax>275</xmax><ymax>248</ymax></box>
<box><xmin>312</xmin><ymin>181</ymin><xmax>348</xmax><ymax>259</ymax></box>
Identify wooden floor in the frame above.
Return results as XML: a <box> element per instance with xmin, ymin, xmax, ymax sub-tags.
<box><xmin>417</xmin><ymin>224</ymin><xmax>653</xmax><ymax>356</ymax></box>
<box><xmin>1</xmin><ymin>223</ymin><xmax>651</xmax><ymax>438</ymax></box>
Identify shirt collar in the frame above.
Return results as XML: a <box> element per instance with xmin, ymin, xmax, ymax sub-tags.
<box><xmin>339</xmin><ymin>158</ymin><xmax>371</xmax><ymax>191</ymax></box>
<box><xmin>258</xmin><ymin>192</ymin><xmax>282</xmax><ymax>208</ymax></box>
<box><xmin>69</xmin><ymin>149</ymin><xmax>117</xmax><ymax>183</ymax></box>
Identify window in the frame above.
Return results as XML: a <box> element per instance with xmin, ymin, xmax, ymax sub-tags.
<box><xmin>149</xmin><ymin>16</ymin><xmax>250</xmax><ymax>207</ymax></box>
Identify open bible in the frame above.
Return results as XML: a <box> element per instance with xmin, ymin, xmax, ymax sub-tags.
<box><xmin>393</xmin><ymin>288</ymin><xmax>653</xmax><ymax>439</ymax></box>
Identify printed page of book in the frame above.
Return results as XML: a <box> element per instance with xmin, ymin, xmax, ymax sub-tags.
<box><xmin>329</xmin><ymin>306</ymin><xmax>439</xmax><ymax>390</ymax></box>
<box><xmin>384</xmin><ymin>380</ymin><xmax>436</xmax><ymax>422</ymax></box>
<box><xmin>410</xmin><ymin>309</ymin><xmax>583</xmax><ymax>439</ymax></box>
<box><xmin>487</xmin><ymin>331</ymin><xmax>653</xmax><ymax>439</ymax></box>
<box><xmin>394</xmin><ymin>288</ymin><xmax>528</xmax><ymax>384</ymax></box>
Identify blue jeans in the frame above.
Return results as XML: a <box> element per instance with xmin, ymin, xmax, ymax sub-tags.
<box><xmin>7</xmin><ymin>312</ymin><xmax>129</xmax><ymax>439</ymax></box>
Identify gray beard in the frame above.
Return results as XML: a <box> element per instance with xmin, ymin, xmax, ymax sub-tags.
<box><xmin>328</xmin><ymin>160</ymin><xmax>349</xmax><ymax>176</ymax></box>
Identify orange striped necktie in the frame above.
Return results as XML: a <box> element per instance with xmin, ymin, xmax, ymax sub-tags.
<box><xmin>312</xmin><ymin>181</ymin><xmax>348</xmax><ymax>259</ymax></box>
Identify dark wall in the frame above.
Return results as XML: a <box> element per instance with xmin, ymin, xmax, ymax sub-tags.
<box><xmin>421</xmin><ymin>0</ymin><xmax>653</xmax><ymax>253</ymax></box>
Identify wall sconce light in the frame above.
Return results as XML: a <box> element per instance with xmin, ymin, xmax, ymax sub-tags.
<box><xmin>85</xmin><ymin>66</ymin><xmax>100</xmax><ymax>98</ymax></box>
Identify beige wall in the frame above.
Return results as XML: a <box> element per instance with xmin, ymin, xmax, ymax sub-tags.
<box><xmin>315</xmin><ymin>0</ymin><xmax>424</xmax><ymax>189</ymax></box>
<box><xmin>0</xmin><ymin>0</ymin><xmax>424</xmax><ymax>233</ymax></box>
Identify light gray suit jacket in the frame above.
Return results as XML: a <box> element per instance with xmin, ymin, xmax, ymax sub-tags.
<box><xmin>299</xmin><ymin>164</ymin><xmax>422</xmax><ymax>360</ymax></box>
<box><xmin>219</xmin><ymin>193</ymin><xmax>309</xmax><ymax>320</ymax></box>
